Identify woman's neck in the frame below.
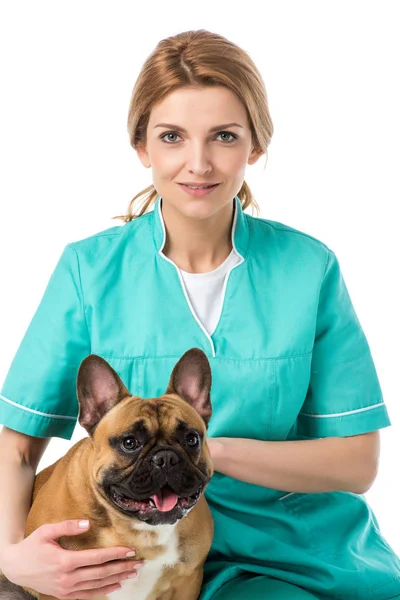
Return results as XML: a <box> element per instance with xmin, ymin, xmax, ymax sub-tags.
<box><xmin>161</xmin><ymin>200</ymin><xmax>234</xmax><ymax>274</ymax></box>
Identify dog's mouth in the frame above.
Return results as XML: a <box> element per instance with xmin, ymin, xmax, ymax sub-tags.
<box><xmin>110</xmin><ymin>484</ymin><xmax>202</xmax><ymax>515</ymax></box>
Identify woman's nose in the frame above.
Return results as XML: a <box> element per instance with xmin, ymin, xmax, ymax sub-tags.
<box><xmin>186</xmin><ymin>143</ymin><xmax>213</xmax><ymax>174</ymax></box>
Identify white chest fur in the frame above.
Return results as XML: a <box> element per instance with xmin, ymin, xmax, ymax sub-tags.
<box><xmin>106</xmin><ymin>522</ymin><xmax>180</xmax><ymax>600</ymax></box>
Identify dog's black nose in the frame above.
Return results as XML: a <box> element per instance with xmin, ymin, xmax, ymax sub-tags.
<box><xmin>152</xmin><ymin>449</ymin><xmax>180</xmax><ymax>468</ymax></box>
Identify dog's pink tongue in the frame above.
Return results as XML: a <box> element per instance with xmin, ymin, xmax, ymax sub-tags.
<box><xmin>150</xmin><ymin>486</ymin><xmax>178</xmax><ymax>512</ymax></box>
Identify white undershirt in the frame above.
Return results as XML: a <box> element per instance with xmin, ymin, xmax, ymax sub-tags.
<box><xmin>178</xmin><ymin>248</ymin><xmax>242</xmax><ymax>336</ymax></box>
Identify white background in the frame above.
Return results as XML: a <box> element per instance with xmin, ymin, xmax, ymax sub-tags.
<box><xmin>0</xmin><ymin>2</ymin><xmax>399</xmax><ymax>555</ymax></box>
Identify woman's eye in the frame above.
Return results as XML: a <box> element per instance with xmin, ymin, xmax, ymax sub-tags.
<box><xmin>218</xmin><ymin>131</ymin><xmax>237</xmax><ymax>142</ymax></box>
<box><xmin>159</xmin><ymin>131</ymin><xmax>237</xmax><ymax>144</ymax></box>
<box><xmin>121</xmin><ymin>438</ymin><xmax>141</xmax><ymax>452</ymax></box>
<box><xmin>161</xmin><ymin>132</ymin><xmax>180</xmax><ymax>143</ymax></box>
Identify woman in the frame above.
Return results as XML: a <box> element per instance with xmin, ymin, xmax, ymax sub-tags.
<box><xmin>0</xmin><ymin>29</ymin><xmax>399</xmax><ymax>600</ymax></box>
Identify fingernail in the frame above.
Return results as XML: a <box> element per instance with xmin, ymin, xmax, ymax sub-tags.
<box><xmin>78</xmin><ymin>520</ymin><xmax>89</xmax><ymax>528</ymax></box>
<box><xmin>127</xmin><ymin>572</ymin><xmax>138</xmax><ymax>579</ymax></box>
<box><xmin>125</xmin><ymin>550</ymin><xmax>136</xmax><ymax>557</ymax></box>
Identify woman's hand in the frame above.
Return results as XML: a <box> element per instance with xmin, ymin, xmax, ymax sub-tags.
<box><xmin>1</xmin><ymin>519</ymin><xmax>143</xmax><ymax>599</ymax></box>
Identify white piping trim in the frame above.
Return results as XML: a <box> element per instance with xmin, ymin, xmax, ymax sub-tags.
<box><xmin>211</xmin><ymin>195</ymin><xmax>245</xmax><ymax>335</ymax></box>
<box><xmin>278</xmin><ymin>492</ymin><xmax>296</xmax><ymax>501</ymax></box>
<box><xmin>166</xmin><ymin>256</ymin><xmax>217</xmax><ymax>357</ymax></box>
<box><xmin>299</xmin><ymin>402</ymin><xmax>385</xmax><ymax>419</ymax></box>
<box><xmin>209</xmin><ymin>257</ymin><xmax>243</xmax><ymax>338</ymax></box>
<box><xmin>0</xmin><ymin>393</ymin><xmax>77</xmax><ymax>420</ymax></box>
<box><xmin>156</xmin><ymin>196</ymin><xmax>244</xmax><ymax>358</ymax></box>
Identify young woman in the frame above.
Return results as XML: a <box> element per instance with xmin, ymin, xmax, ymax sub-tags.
<box><xmin>0</xmin><ymin>29</ymin><xmax>399</xmax><ymax>600</ymax></box>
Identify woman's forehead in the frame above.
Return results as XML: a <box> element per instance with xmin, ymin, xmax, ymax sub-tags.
<box><xmin>148</xmin><ymin>86</ymin><xmax>248</xmax><ymax>127</ymax></box>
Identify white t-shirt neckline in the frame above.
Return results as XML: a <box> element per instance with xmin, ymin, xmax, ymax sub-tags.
<box><xmin>179</xmin><ymin>248</ymin><xmax>237</xmax><ymax>281</ymax></box>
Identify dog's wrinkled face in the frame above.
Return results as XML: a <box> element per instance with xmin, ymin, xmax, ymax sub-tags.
<box><xmin>76</xmin><ymin>348</ymin><xmax>213</xmax><ymax>526</ymax></box>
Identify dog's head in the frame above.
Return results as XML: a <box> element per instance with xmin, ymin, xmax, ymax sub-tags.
<box><xmin>76</xmin><ymin>348</ymin><xmax>213</xmax><ymax>526</ymax></box>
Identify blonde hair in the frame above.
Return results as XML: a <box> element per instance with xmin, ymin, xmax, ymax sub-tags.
<box><xmin>114</xmin><ymin>29</ymin><xmax>274</xmax><ymax>222</ymax></box>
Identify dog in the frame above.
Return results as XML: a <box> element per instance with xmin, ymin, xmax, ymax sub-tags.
<box><xmin>0</xmin><ymin>347</ymin><xmax>214</xmax><ymax>600</ymax></box>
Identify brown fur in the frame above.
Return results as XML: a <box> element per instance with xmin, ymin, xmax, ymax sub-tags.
<box><xmin>0</xmin><ymin>349</ymin><xmax>214</xmax><ymax>600</ymax></box>
<box><xmin>0</xmin><ymin>575</ymin><xmax>36</xmax><ymax>600</ymax></box>
<box><xmin>0</xmin><ymin>397</ymin><xmax>213</xmax><ymax>600</ymax></box>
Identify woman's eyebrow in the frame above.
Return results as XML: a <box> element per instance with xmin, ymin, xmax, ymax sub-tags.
<box><xmin>153</xmin><ymin>122</ymin><xmax>244</xmax><ymax>133</ymax></box>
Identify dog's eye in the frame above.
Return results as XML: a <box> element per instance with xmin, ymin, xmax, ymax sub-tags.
<box><xmin>185</xmin><ymin>433</ymin><xmax>200</xmax><ymax>447</ymax></box>
<box><xmin>121</xmin><ymin>437</ymin><xmax>141</xmax><ymax>452</ymax></box>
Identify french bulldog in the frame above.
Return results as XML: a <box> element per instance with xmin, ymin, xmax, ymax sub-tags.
<box><xmin>0</xmin><ymin>347</ymin><xmax>214</xmax><ymax>600</ymax></box>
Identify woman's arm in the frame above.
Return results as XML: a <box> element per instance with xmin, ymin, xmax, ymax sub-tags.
<box><xmin>0</xmin><ymin>426</ymin><xmax>142</xmax><ymax>596</ymax></box>
<box><xmin>207</xmin><ymin>431</ymin><xmax>379</xmax><ymax>494</ymax></box>
<box><xmin>0</xmin><ymin>427</ymin><xmax>49</xmax><ymax>565</ymax></box>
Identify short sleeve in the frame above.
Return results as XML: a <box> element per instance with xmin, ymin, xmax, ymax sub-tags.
<box><xmin>0</xmin><ymin>244</ymin><xmax>90</xmax><ymax>439</ymax></box>
<box><xmin>297</xmin><ymin>249</ymin><xmax>391</xmax><ymax>438</ymax></box>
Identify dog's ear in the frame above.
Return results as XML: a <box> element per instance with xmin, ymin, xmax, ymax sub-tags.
<box><xmin>166</xmin><ymin>348</ymin><xmax>212</xmax><ymax>427</ymax></box>
<box><xmin>77</xmin><ymin>355</ymin><xmax>131</xmax><ymax>435</ymax></box>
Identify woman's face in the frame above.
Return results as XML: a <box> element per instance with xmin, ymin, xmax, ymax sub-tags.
<box><xmin>136</xmin><ymin>85</ymin><xmax>262</xmax><ymax>221</ymax></box>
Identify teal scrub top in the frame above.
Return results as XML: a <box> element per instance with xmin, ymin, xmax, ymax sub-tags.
<box><xmin>1</xmin><ymin>195</ymin><xmax>399</xmax><ymax>599</ymax></box>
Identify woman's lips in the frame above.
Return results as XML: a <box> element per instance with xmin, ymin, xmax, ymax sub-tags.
<box><xmin>178</xmin><ymin>183</ymin><xmax>220</xmax><ymax>197</ymax></box>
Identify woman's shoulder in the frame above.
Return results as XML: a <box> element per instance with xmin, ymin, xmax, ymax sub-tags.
<box><xmin>245</xmin><ymin>214</ymin><xmax>336</xmax><ymax>281</ymax></box>
<box><xmin>251</xmin><ymin>214</ymin><xmax>330</xmax><ymax>250</ymax></box>
<box><xmin>248</xmin><ymin>213</ymin><xmax>332</xmax><ymax>262</ymax></box>
<box><xmin>66</xmin><ymin>213</ymin><xmax>152</xmax><ymax>255</ymax></box>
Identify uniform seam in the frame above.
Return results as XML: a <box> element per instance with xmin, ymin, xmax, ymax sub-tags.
<box><xmin>69</xmin><ymin>243</ymin><xmax>91</xmax><ymax>352</ymax></box>
<box><xmin>98</xmin><ymin>352</ymin><xmax>313</xmax><ymax>362</ymax></box>
<box><xmin>310</xmin><ymin>248</ymin><xmax>331</xmax><ymax>345</ymax></box>
<box><xmin>274</xmin><ymin>352</ymin><xmax>312</xmax><ymax>360</ymax></box>
<box><xmin>270</xmin><ymin>357</ymin><xmax>277</xmax><ymax>434</ymax></box>
<box><xmin>320</xmin><ymin>247</ymin><xmax>332</xmax><ymax>286</ymax></box>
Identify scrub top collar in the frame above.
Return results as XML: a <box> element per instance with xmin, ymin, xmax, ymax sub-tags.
<box><xmin>151</xmin><ymin>194</ymin><xmax>250</xmax><ymax>261</ymax></box>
